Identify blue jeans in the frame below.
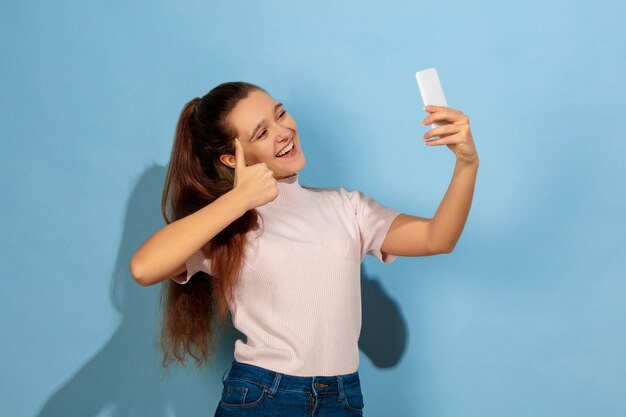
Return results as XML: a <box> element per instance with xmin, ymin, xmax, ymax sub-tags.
<box><xmin>215</xmin><ymin>359</ymin><xmax>365</xmax><ymax>416</ymax></box>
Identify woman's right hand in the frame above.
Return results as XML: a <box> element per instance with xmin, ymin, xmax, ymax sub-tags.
<box><xmin>232</xmin><ymin>138</ymin><xmax>279</xmax><ymax>210</ymax></box>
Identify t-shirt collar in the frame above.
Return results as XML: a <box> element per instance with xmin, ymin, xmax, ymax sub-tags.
<box><xmin>258</xmin><ymin>172</ymin><xmax>310</xmax><ymax>209</ymax></box>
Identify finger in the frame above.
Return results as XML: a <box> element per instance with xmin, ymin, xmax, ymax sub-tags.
<box><xmin>234</xmin><ymin>138</ymin><xmax>246</xmax><ymax>170</ymax></box>
<box><xmin>422</xmin><ymin>110</ymin><xmax>462</xmax><ymax>125</ymax></box>
<box><xmin>424</xmin><ymin>105</ymin><xmax>451</xmax><ymax>112</ymax></box>
<box><xmin>425</xmin><ymin>106</ymin><xmax>464</xmax><ymax>117</ymax></box>
<box><xmin>424</xmin><ymin>132</ymin><xmax>463</xmax><ymax>146</ymax></box>
<box><xmin>423</xmin><ymin>123</ymin><xmax>461</xmax><ymax>140</ymax></box>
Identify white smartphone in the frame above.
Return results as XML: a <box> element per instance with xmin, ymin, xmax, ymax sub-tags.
<box><xmin>415</xmin><ymin>68</ymin><xmax>450</xmax><ymax>139</ymax></box>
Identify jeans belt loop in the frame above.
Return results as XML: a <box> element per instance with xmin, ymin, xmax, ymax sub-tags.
<box><xmin>337</xmin><ymin>375</ymin><xmax>346</xmax><ymax>401</ymax></box>
<box><xmin>268</xmin><ymin>370</ymin><xmax>282</xmax><ymax>398</ymax></box>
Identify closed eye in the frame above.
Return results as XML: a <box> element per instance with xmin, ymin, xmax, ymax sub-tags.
<box><xmin>257</xmin><ymin>110</ymin><xmax>287</xmax><ymax>139</ymax></box>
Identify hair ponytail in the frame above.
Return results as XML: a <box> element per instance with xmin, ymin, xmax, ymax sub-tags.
<box><xmin>158</xmin><ymin>83</ymin><xmax>263</xmax><ymax>371</ymax></box>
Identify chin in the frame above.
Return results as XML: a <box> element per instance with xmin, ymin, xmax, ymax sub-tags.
<box><xmin>293</xmin><ymin>156</ymin><xmax>306</xmax><ymax>172</ymax></box>
<box><xmin>277</xmin><ymin>161</ymin><xmax>306</xmax><ymax>180</ymax></box>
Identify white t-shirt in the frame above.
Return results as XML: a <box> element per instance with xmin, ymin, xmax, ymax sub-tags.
<box><xmin>173</xmin><ymin>173</ymin><xmax>401</xmax><ymax>377</ymax></box>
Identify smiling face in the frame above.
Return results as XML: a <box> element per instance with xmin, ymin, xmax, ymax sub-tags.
<box><xmin>220</xmin><ymin>89</ymin><xmax>306</xmax><ymax>180</ymax></box>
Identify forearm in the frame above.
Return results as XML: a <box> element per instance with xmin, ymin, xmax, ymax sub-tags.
<box><xmin>428</xmin><ymin>159</ymin><xmax>479</xmax><ymax>253</ymax></box>
<box><xmin>129</xmin><ymin>189</ymin><xmax>248</xmax><ymax>286</ymax></box>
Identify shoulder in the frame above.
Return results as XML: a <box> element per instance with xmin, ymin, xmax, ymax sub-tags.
<box><xmin>302</xmin><ymin>184</ymin><xmax>357</xmax><ymax>202</ymax></box>
<box><xmin>302</xmin><ymin>184</ymin><xmax>357</xmax><ymax>197</ymax></box>
<box><xmin>302</xmin><ymin>185</ymin><xmax>370</xmax><ymax>214</ymax></box>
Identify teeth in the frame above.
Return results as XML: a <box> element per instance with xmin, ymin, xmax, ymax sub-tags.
<box><xmin>276</xmin><ymin>141</ymin><xmax>294</xmax><ymax>157</ymax></box>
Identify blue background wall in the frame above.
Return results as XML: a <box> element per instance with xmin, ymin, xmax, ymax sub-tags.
<box><xmin>2</xmin><ymin>1</ymin><xmax>625</xmax><ymax>416</ymax></box>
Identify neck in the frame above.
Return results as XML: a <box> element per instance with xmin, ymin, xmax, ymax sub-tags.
<box><xmin>277</xmin><ymin>173</ymin><xmax>297</xmax><ymax>181</ymax></box>
<box><xmin>258</xmin><ymin>172</ymin><xmax>310</xmax><ymax>209</ymax></box>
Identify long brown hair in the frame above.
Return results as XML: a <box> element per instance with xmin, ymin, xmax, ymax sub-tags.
<box><xmin>158</xmin><ymin>81</ymin><xmax>266</xmax><ymax>370</ymax></box>
<box><xmin>158</xmin><ymin>81</ymin><xmax>336</xmax><ymax>372</ymax></box>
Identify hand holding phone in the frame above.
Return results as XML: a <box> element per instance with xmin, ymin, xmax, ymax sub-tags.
<box><xmin>415</xmin><ymin>68</ymin><xmax>451</xmax><ymax>139</ymax></box>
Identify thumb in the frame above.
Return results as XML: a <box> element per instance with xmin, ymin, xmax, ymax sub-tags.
<box><xmin>234</xmin><ymin>138</ymin><xmax>246</xmax><ymax>171</ymax></box>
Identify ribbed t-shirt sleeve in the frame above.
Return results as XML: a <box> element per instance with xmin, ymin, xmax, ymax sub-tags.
<box><xmin>345</xmin><ymin>189</ymin><xmax>402</xmax><ymax>264</ymax></box>
<box><xmin>171</xmin><ymin>248</ymin><xmax>212</xmax><ymax>284</ymax></box>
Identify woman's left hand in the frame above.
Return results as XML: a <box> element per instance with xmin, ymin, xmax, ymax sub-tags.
<box><xmin>422</xmin><ymin>105</ymin><xmax>479</xmax><ymax>165</ymax></box>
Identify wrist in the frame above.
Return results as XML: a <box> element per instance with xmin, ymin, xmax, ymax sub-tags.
<box><xmin>456</xmin><ymin>156</ymin><xmax>479</xmax><ymax>168</ymax></box>
<box><xmin>224</xmin><ymin>187</ymin><xmax>252</xmax><ymax>214</ymax></box>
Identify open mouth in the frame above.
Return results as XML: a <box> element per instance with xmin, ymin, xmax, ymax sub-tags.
<box><xmin>275</xmin><ymin>140</ymin><xmax>296</xmax><ymax>158</ymax></box>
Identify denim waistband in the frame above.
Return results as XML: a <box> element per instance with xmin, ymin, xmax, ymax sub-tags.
<box><xmin>222</xmin><ymin>359</ymin><xmax>361</xmax><ymax>400</ymax></box>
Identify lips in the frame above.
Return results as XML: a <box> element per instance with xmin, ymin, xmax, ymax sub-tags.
<box><xmin>275</xmin><ymin>139</ymin><xmax>294</xmax><ymax>157</ymax></box>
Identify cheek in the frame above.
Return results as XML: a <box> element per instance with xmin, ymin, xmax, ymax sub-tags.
<box><xmin>285</xmin><ymin>114</ymin><xmax>298</xmax><ymax>130</ymax></box>
<box><xmin>255</xmin><ymin>147</ymin><xmax>276</xmax><ymax>161</ymax></box>
<box><xmin>244</xmin><ymin>150</ymin><xmax>262</xmax><ymax>164</ymax></box>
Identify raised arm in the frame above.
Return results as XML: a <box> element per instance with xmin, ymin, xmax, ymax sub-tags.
<box><xmin>129</xmin><ymin>189</ymin><xmax>248</xmax><ymax>286</ymax></box>
<box><xmin>130</xmin><ymin>137</ymin><xmax>278</xmax><ymax>286</ymax></box>
<box><xmin>380</xmin><ymin>104</ymin><xmax>479</xmax><ymax>257</ymax></box>
<box><xmin>381</xmin><ymin>159</ymin><xmax>478</xmax><ymax>257</ymax></box>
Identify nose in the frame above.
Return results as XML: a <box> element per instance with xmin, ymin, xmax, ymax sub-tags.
<box><xmin>275</xmin><ymin>125</ymin><xmax>292</xmax><ymax>142</ymax></box>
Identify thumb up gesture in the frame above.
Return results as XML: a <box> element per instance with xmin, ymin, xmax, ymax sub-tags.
<box><xmin>232</xmin><ymin>138</ymin><xmax>279</xmax><ymax>210</ymax></box>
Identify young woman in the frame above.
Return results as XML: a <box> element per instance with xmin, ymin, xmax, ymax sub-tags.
<box><xmin>130</xmin><ymin>81</ymin><xmax>479</xmax><ymax>416</ymax></box>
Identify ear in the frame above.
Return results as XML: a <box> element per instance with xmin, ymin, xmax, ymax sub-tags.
<box><xmin>220</xmin><ymin>154</ymin><xmax>236</xmax><ymax>169</ymax></box>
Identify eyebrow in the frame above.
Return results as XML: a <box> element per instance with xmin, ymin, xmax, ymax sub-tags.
<box><xmin>249</xmin><ymin>102</ymin><xmax>284</xmax><ymax>141</ymax></box>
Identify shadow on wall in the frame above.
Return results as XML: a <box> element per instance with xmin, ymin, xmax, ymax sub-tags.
<box><xmin>360</xmin><ymin>263</ymin><xmax>408</xmax><ymax>367</ymax></box>
<box><xmin>35</xmin><ymin>163</ymin><xmax>407</xmax><ymax>417</ymax></box>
